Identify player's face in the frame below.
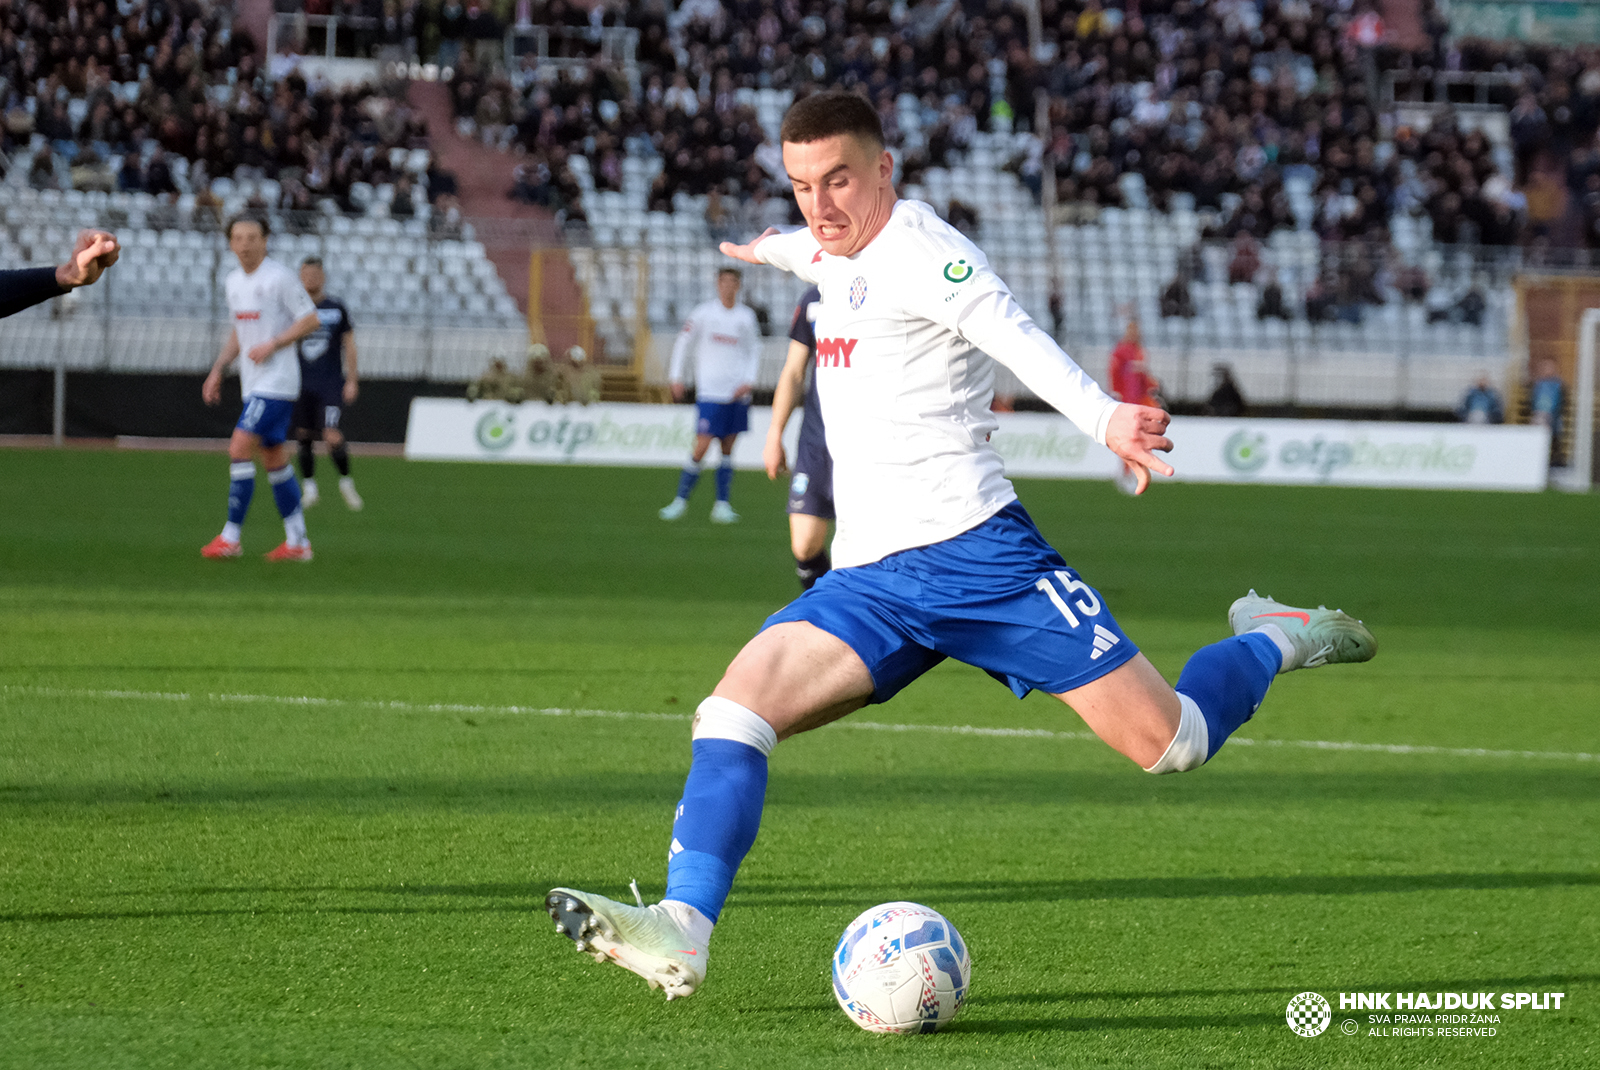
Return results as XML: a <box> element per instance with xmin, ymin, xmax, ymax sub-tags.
<box><xmin>300</xmin><ymin>264</ymin><xmax>325</xmax><ymax>295</ymax></box>
<box><xmin>783</xmin><ymin>133</ymin><xmax>896</xmax><ymax>258</ymax></box>
<box><xmin>716</xmin><ymin>272</ymin><xmax>740</xmax><ymax>306</ymax></box>
<box><xmin>228</xmin><ymin>222</ymin><xmax>266</xmax><ymax>271</ymax></box>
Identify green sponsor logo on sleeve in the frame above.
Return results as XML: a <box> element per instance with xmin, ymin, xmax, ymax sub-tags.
<box><xmin>942</xmin><ymin>259</ymin><xmax>974</xmax><ymax>283</ymax></box>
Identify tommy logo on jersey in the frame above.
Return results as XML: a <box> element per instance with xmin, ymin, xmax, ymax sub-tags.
<box><xmin>816</xmin><ymin>337</ymin><xmax>858</xmax><ymax>367</ymax></box>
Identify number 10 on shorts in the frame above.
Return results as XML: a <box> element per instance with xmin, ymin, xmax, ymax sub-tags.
<box><xmin>1035</xmin><ymin>571</ymin><xmax>1101</xmax><ymax>627</ymax></box>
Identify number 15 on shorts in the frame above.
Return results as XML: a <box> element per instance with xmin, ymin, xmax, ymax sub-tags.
<box><xmin>1036</xmin><ymin>571</ymin><xmax>1102</xmax><ymax>628</ymax></box>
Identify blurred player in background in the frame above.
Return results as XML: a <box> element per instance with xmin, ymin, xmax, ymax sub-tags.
<box><xmin>1108</xmin><ymin>319</ymin><xmax>1160</xmax><ymax>408</ymax></box>
<box><xmin>659</xmin><ymin>267</ymin><xmax>761</xmax><ymax>524</ymax></box>
<box><xmin>201</xmin><ymin>214</ymin><xmax>321</xmax><ymax>561</ymax></box>
<box><xmin>763</xmin><ymin>285</ymin><xmax>834</xmax><ymax>589</ymax></box>
<box><xmin>293</xmin><ymin>256</ymin><xmax>363</xmax><ymax>511</ymax></box>
<box><xmin>1108</xmin><ymin>319</ymin><xmax>1163</xmax><ymax>494</ymax></box>
<box><xmin>0</xmin><ymin>229</ymin><xmax>119</xmax><ymax>316</ymax></box>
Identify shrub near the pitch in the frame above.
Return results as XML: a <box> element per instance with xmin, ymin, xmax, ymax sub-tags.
<box><xmin>831</xmin><ymin>902</ymin><xmax>971</xmax><ymax>1034</ymax></box>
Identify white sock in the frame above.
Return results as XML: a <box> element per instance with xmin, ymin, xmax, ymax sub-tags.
<box><xmin>1252</xmin><ymin>623</ymin><xmax>1298</xmax><ymax>673</ymax></box>
<box><xmin>283</xmin><ymin>508</ymin><xmax>308</xmax><ymax>547</ymax></box>
<box><xmin>692</xmin><ymin>695</ymin><xmax>778</xmax><ymax>756</ymax></box>
<box><xmin>659</xmin><ymin>899</ymin><xmax>715</xmax><ymax>947</ymax></box>
<box><xmin>303</xmin><ymin>477</ymin><xmax>318</xmax><ymax>492</ymax></box>
<box><xmin>1143</xmin><ymin>693</ymin><xmax>1210</xmax><ymax>774</ymax></box>
<box><xmin>221</xmin><ymin>521</ymin><xmax>242</xmax><ymax>543</ymax></box>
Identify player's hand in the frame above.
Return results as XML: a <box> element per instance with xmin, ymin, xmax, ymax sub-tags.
<box><xmin>56</xmin><ymin>230</ymin><xmax>119</xmax><ymax>289</ymax></box>
<box><xmin>732</xmin><ymin>384</ymin><xmax>752</xmax><ymax>401</ymax></box>
<box><xmin>245</xmin><ymin>342</ymin><xmax>276</xmax><ymax>364</ymax></box>
<box><xmin>1104</xmin><ymin>403</ymin><xmax>1174</xmax><ymax>496</ymax></box>
<box><xmin>718</xmin><ymin>227</ymin><xmax>778</xmax><ymax>265</ymax></box>
<box><xmin>763</xmin><ymin>435</ymin><xmax>788</xmax><ymax>480</ymax></box>
<box><xmin>671</xmin><ymin>382</ymin><xmax>685</xmax><ymax>402</ymax></box>
<box><xmin>202</xmin><ymin>370</ymin><xmax>221</xmax><ymax>406</ymax></box>
<box><xmin>343</xmin><ymin>379</ymin><xmax>358</xmax><ymax>404</ymax></box>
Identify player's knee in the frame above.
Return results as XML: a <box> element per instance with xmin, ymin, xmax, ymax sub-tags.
<box><xmin>324</xmin><ymin>428</ymin><xmax>344</xmax><ymax>446</ymax></box>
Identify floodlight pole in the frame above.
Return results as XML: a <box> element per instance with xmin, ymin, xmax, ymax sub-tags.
<box><xmin>51</xmin><ymin>299</ymin><xmax>67</xmax><ymax>447</ymax></box>
<box><xmin>1562</xmin><ymin>307</ymin><xmax>1599</xmax><ymax>492</ymax></box>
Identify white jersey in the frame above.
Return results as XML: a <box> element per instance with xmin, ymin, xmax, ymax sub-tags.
<box><xmin>756</xmin><ymin>200</ymin><xmax>1119</xmax><ymax>568</ymax></box>
<box><xmin>224</xmin><ymin>256</ymin><xmax>318</xmax><ymax>401</ymax></box>
<box><xmin>668</xmin><ymin>298</ymin><xmax>762</xmax><ymax>404</ymax></box>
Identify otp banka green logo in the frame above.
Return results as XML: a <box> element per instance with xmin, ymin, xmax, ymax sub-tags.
<box><xmin>1224</xmin><ymin>429</ymin><xmax>1270</xmax><ymax>473</ymax></box>
<box><xmin>943</xmin><ymin>259</ymin><xmax>974</xmax><ymax>283</ymax></box>
<box><xmin>475</xmin><ymin>408</ymin><xmax>516</xmax><ymax>450</ymax></box>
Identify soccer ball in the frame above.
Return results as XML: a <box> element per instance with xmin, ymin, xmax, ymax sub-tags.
<box><xmin>831</xmin><ymin>902</ymin><xmax>970</xmax><ymax>1034</ymax></box>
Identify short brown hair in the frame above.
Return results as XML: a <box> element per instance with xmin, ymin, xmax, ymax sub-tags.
<box><xmin>225</xmin><ymin>213</ymin><xmax>269</xmax><ymax>240</ymax></box>
<box><xmin>779</xmin><ymin>90</ymin><xmax>884</xmax><ymax>149</ymax></box>
<box><xmin>717</xmin><ymin>267</ymin><xmax>741</xmax><ymax>281</ymax></box>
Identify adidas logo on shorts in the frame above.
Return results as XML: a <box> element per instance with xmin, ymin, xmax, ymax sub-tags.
<box><xmin>1089</xmin><ymin>624</ymin><xmax>1120</xmax><ymax>660</ymax></box>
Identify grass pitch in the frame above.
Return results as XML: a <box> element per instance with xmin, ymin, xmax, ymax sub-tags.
<box><xmin>1</xmin><ymin>447</ymin><xmax>1596</xmax><ymax>1069</ymax></box>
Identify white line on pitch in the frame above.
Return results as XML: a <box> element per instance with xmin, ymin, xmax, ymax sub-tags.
<box><xmin>3</xmin><ymin>685</ymin><xmax>1596</xmax><ymax>763</ymax></box>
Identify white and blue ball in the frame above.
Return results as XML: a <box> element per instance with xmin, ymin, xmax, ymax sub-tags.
<box><xmin>831</xmin><ymin>901</ymin><xmax>970</xmax><ymax>1034</ymax></box>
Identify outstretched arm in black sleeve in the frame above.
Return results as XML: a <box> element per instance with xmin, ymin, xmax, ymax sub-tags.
<box><xmin>0</xmin><ymin>230</ymin><xmax>119</xmax><ymax>319</ymax></box>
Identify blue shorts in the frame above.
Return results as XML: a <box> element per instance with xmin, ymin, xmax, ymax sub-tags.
<box><xmin>237</xmin><ymin>395</ymin><xmax>296</xmax><ymax>447</ymax></box>
<box><xmin>763</xmin><ymin>502</ymin><xmax>1138</xmax><ymax>703</ymax></box>
<box><xmin>697</xmin><ymin>400</ymin><xmax>749</xmax><ymax>439</ymax></box>
<box><xmin>787</xmin><ymin>417</ymin><xmax>835</xmax><ymax>519</ymax></box>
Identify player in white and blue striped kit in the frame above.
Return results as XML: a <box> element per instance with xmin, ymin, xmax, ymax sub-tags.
<box><xmin>547</xmin><ymin>94</ymin><xmax>1377</xmax><ymax>1000</ymax></box>
<box><xmin>200</xmin><ymin>215</ymin><xmax>321</xmax><ymax>562</ymax></box>
<box><xmin>658</xmin><ymin>267</ymin><xmax>762</xmax><ymax>524</ymax></box>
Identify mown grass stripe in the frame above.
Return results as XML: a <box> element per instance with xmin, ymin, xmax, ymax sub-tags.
<box><xmin>5</xmin><ymin>684</ymin><xmax>1594</xmax><ymax>763</ymax></box>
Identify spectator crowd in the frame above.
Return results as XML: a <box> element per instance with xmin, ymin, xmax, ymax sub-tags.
<box><xmin>1</xmin><ymin>0</ymin><xmax>459</xmax><ymax>226</ymax></box>
<box><xmin>10</xmin><ymin>0</ymin><xmax>1600</xmax><ymax>262</ymax></box>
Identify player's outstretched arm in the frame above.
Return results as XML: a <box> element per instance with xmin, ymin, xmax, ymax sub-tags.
<box><xmin>247</xmin><ymin>310</ymin><xmax>321</xmax><ymax>364</ymax></box>
<box><xmin>56</xmin><ymin>230</ymin><xmax>120</xmax><ymax>289</ymax></box>
<box><xmin>718</xmin><ymin>228</ymin><xmax>779</xmax><ymax>265</ymax></box>
<box><xmin>1104</xmin><ymin>403</ymin><xmax>1175</xmax><ymax>496</ymax></box>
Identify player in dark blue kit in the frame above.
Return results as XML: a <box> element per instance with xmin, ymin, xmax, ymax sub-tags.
<box><xmin>763</xmin><ymin>285</ymin><xmax>834</xmax><ymax>589</ymax></box>
<box><xmin>293</xmin><ymin>257</ymin><xmax>363</xmax><ymax>510</ymax></box>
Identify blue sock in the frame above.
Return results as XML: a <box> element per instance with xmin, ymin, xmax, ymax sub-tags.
<box><xmin>663</xmin><ymin>739</ymin><xmax>768</xmax><ymax>922</ymax></box>
<box><xmin>268</xmin><ymin>465</ymin><xmax>302</xmax><ymax>517</ymax></box>
<box><xmin>227</xmin><ymin>461</ymin><xmax>255</xmax><ymax>524</ymax></box>
<box><xmin>715</xmin><ymin>461</ymin><xmax>733</xmax><ymax>502</ymax></box>
<box><xmin>1176</xmin><ymin>632</ymin><xmax>1282</xmax><ymax>760</ymax></box>
<box><xmin>675</xmin><ymin>462</ymin><xmax>701</xmax><ymax>500</ymax></box>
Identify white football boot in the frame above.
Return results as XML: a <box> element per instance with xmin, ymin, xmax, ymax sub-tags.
<box><xmin>709</xmin><ymin>500</ymin><xmax>740</xmax><ymax>524</ymax></box>
<box><xmin>546</xmin><ymin>887</ymin><xmax>707</xmax><ymax>999</ymax></box>
<box><xmin>338</xmin><ymin>476</ymin><xmax>364</xmax><ymax>511</ymax></box>
<box><xmin>300</xmin><ymin>478</ymin><xmax>320</xmax><ymax>508</ymax></box>
<box><xmin>658</xmin><ymin>497</ymin><xmax>688</xmax><ymax>521</ymax></box>
<box><xmin>1228</xmin><ymin>590</ymin><xmax>1377</xmax><ymax>672</ymax></box>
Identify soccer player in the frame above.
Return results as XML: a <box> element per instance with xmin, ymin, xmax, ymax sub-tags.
<box><xmin>292</xmin><ymin>256</ymin><xmax>363</xmax><ymax>511</ymax></box>
<box><xmin>658</xmin><ymin>267</ymin><xmax>761</xmax><ymax>524</ymax></box>
<box><xmin>763</xmin><ymin>285</ymin><xmax>834</xmax><ymax>589</ymax></box>
<box><xmin>545</xmin><ymin>93</ymin><xmax>1376</xmax><ymax>999</ymax></box>
<box><xmin>200</xmin><ymin>214</ymin><xmax>321</xmax><ymax>561</ymax></box>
